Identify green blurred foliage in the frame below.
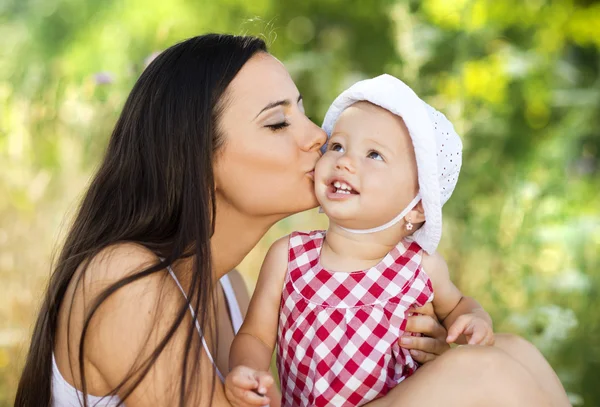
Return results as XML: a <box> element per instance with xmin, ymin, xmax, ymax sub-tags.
<box><xmin>1</xmin><ymin>0</ymin><xmax>599</xmax><ymax>405</ymax></box>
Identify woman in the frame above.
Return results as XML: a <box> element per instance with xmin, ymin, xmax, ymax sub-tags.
<box><xmin>15</xmin><ymin>34</ymin><xmax>569</xmax><ymax>406</ymax></box>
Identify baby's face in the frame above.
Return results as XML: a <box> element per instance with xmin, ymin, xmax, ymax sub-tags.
<box><xmin>315</xmin><ymin>102</ymin><xmax>419</xmax><ymax>229</ymax></box>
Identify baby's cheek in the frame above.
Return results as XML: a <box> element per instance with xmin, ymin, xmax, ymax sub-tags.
<box><xmin>367</xmin><ymin>179</ymin><xmax>401</xmax><ymax>209</ymax></box>
<box><xmin>314</xmin><ymin>157</ymin><xmax>332</xmax><ymax>185</ymax></box>
<box><xmin>386</xmin><ymin>178</ymin><xmax>417</xmax><ymax>206</ymax></box>
<box><xmin>314</xmin><ymin>184</ymin><xmax>327</xmax><ymax>207</ymax></box>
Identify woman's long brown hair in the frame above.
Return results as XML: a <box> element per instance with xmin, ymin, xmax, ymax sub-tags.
<box><xmin>15</xmin><ymin>34</ymin><xmax>267</xmax><ymax>407</ymax></box>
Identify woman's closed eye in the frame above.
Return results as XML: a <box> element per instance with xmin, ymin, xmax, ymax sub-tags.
<box><xmin>367</xmin><ymin>150</ymin><xmax>384</xmax><ymax>161</ymax></box>
<box><xmin>265</xmin><ymin>121</ymin><xmax>290</xmax><ymax>131</ymax></box>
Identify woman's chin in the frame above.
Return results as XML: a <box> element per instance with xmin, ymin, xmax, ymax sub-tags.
<box><xmin>261</xmin><ymin>196</ymin><xmax>319</xmax><ymax>220</ymax></box>
<box><xmin>294</xmin><ymin>198</ymin><xmax>320</xmax><ymax>214</ymax></box>
<box><xmin>287</xmin><ymin>195</ymin><xmax>321</xmax><ymax>217</ymax></box>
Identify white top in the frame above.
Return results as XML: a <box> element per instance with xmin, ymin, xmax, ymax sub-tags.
<box><xmin>51</xmin><ymin>270</ymin><xmax>243</xmax><ymax>406</ymax></box>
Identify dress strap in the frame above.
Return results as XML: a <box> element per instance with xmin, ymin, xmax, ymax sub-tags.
<box><xmin>219</xmin><ymin>274</ymin><xmax>244</xmax><ymax>334</ymax></box>
<box><xmin>166</xmin><ymin>266</ymin><xmax>225</xmax><ymax>382</ymax></box>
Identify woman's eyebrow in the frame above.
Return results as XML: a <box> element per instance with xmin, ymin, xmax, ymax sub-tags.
<box><xmin>254</xmin><ymin>94</ymin><xmax>303</xmax><ymax>120</ymax></box>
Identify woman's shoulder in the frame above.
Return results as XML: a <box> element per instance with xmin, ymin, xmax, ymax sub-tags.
<box><xmin>75</xmin><ymin>242</ymin><xmax>176</xmax><ymax>341</ymax></box>
<box><xmin>78</xmin><ymin>242</ymin><xmax>172</xmax><ymax>325</ymax></box>
<box><xmin>79</xmin><ymin>242</ymin><xmax>179</xmax><ymax>322</ymax></box>
<box><xmin>84</xmin><ymin>242</ymin><xmax>159</xmax><ymax>283</ymax></box>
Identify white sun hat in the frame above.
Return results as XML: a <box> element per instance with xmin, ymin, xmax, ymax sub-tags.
<box><xmin>322</xmin><ymin>74</ymin><xmax>462</xmax><ymax>254</ymax></box>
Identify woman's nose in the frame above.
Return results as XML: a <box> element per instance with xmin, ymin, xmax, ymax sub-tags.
<box><xmin>301</xmin><ymin>121</ymin><xmax>327</xmax><ymax>153</ymax></box>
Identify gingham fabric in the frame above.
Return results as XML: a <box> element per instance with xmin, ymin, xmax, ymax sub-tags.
<box><xmin>277</xmin><ymin>231</ymin><xmax>434</xmax><ymax>407</ymax></box>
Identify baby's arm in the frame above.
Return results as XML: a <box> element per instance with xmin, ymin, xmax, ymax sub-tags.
<box><xmin>422</xmin><ymin>252</ymin><xmax>494</xmax><ymax>346</ymax></box>
<box><xmin>226</xmin><ymin>237</ymin><xmax>289</xmax><ymax>406</ymax></box>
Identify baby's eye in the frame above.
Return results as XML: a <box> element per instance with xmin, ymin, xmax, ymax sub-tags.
<box><xmin>329</xmin><ymin>143</ymin><xmax>345</xmax><ymax>152</ymax></box>
<box><xmin>367</xmin><ymin>150</ymin><xmax>383</xmax><ymax>161</ymax></box>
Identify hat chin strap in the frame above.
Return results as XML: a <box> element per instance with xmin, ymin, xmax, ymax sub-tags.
<box><xmin>339</xmin><ymin>193</ymin><xmax>421</xmax><ymax>234</ymax></box>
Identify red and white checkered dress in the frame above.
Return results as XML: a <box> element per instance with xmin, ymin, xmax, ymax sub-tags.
<box><xmin>277</xmin><ymin>231</ymin><xmax>434</xmax><ymax>407</ymax></box>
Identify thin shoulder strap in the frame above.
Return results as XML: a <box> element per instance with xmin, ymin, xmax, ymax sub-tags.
<box><xmin>219</xmin><ymin>274</ymin><xmax>244</xmax><ymax>334</ymax></box>
<box><xmin>166</xmin><ymin>266</ymin><xmax>225</xmax><ymax>382</ymax></box>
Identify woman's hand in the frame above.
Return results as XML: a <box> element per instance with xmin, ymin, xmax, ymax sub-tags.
<box><xmin>399</xmin><ymin>302</ymin><xmax>450</xmax><ymax>364</ymax></box>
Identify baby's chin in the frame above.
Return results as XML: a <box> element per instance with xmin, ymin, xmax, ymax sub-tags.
<box><xmin>319</xmin><ymin>206</ymin><xmax>359</xmax><ymax>224</ymax></box>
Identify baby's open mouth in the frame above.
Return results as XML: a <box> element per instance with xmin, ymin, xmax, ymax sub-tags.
<box><xmin>330</xmin><ymin>180</ymin><xmax>359</xmax><ymax>195</ymax></box>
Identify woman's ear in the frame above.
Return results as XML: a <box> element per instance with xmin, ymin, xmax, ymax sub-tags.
<box><xmin>407</xmin><ymin>201</ymin><xmax>426</xmax><ymax>224</ymax></box>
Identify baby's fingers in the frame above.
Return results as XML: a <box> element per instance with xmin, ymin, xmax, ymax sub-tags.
<box><xmin>234</xmin><ymin>387</ymin><xmax>271</xmax><ymax>406</ymax></box>
<box><xmin>229</xmin><ymin>366</ymin><xmax>259</xmax><ymax>390</ymax></box>
<box><xmin>467</xmin><ymin>325</ymin><xmax>487</xmax><ymax>345</ymax></box>
<box><xmin>480</xmin><ymin>330</ymin><xmax>496</xmax><ymax>346</ymax></box>
<box><xmin>225</xmin><ymin>367</ymin><xmax>271</xmax><ymax>406</ymax></box>
<box><xmin>255</xmin><ymin>371</ymin><xmax>274</xmax><ymax>396</ymax></box>
<box><xmin>446</xmin><ymin>315</ymin><xmax>470</xmax><ymax>343</ymax></box>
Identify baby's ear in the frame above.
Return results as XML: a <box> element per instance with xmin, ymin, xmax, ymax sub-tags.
<box><xmin>407</xmin><ymin>201</ymin><xmax>426</xmax><ymax>224</ymax></box>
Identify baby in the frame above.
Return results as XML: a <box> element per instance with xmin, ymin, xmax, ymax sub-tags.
<box><xmin>225</xmin><ymin>75</ymin><xmax>494</xmax><ymax>407</ymax></box>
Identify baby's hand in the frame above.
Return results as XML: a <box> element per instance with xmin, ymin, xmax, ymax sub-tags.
<box><xmin>225</xmin><ymin>365</ymin><xmax>273</xmax><ymax>407</ymax></box>
<box><xmin>446</xmin><ymin>313</ymin><xmax>494</xmax><ymax>346</ymax></box>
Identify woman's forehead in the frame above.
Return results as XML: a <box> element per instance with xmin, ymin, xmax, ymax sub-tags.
<box><xmin>225</xmin><ymin>53</ymin><xmax>300</xmax><ymax>116</ymax></box>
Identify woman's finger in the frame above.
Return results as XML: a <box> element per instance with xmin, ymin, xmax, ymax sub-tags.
<box><xmin>410</xmin><ymin>302</ymin><xmax>435</xmax><ymax>317</ymax></box>
<box><xmin>399</xmin><ymin>335</ymin><xmax>450</xmax><ymax>356</ymax></box>
<box><xmin>409</xmin><ymin>349</ymin><xmax>436</xmax><ymax>364</ymax></box>
<box><xmin>405</xmin><ymin>314</ymin><xmax>447</xmax><ymax>339</ymax></box>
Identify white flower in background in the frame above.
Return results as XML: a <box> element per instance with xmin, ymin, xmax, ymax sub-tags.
<box><xmin>508</xmin><ymin>304</ymin><xmax>578</xmax><ymax>354</ymax></box>
<box><xmin>552</xmin><ymin>268</ymin><xmax>590</xmax><ymax>294</ymax></box>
